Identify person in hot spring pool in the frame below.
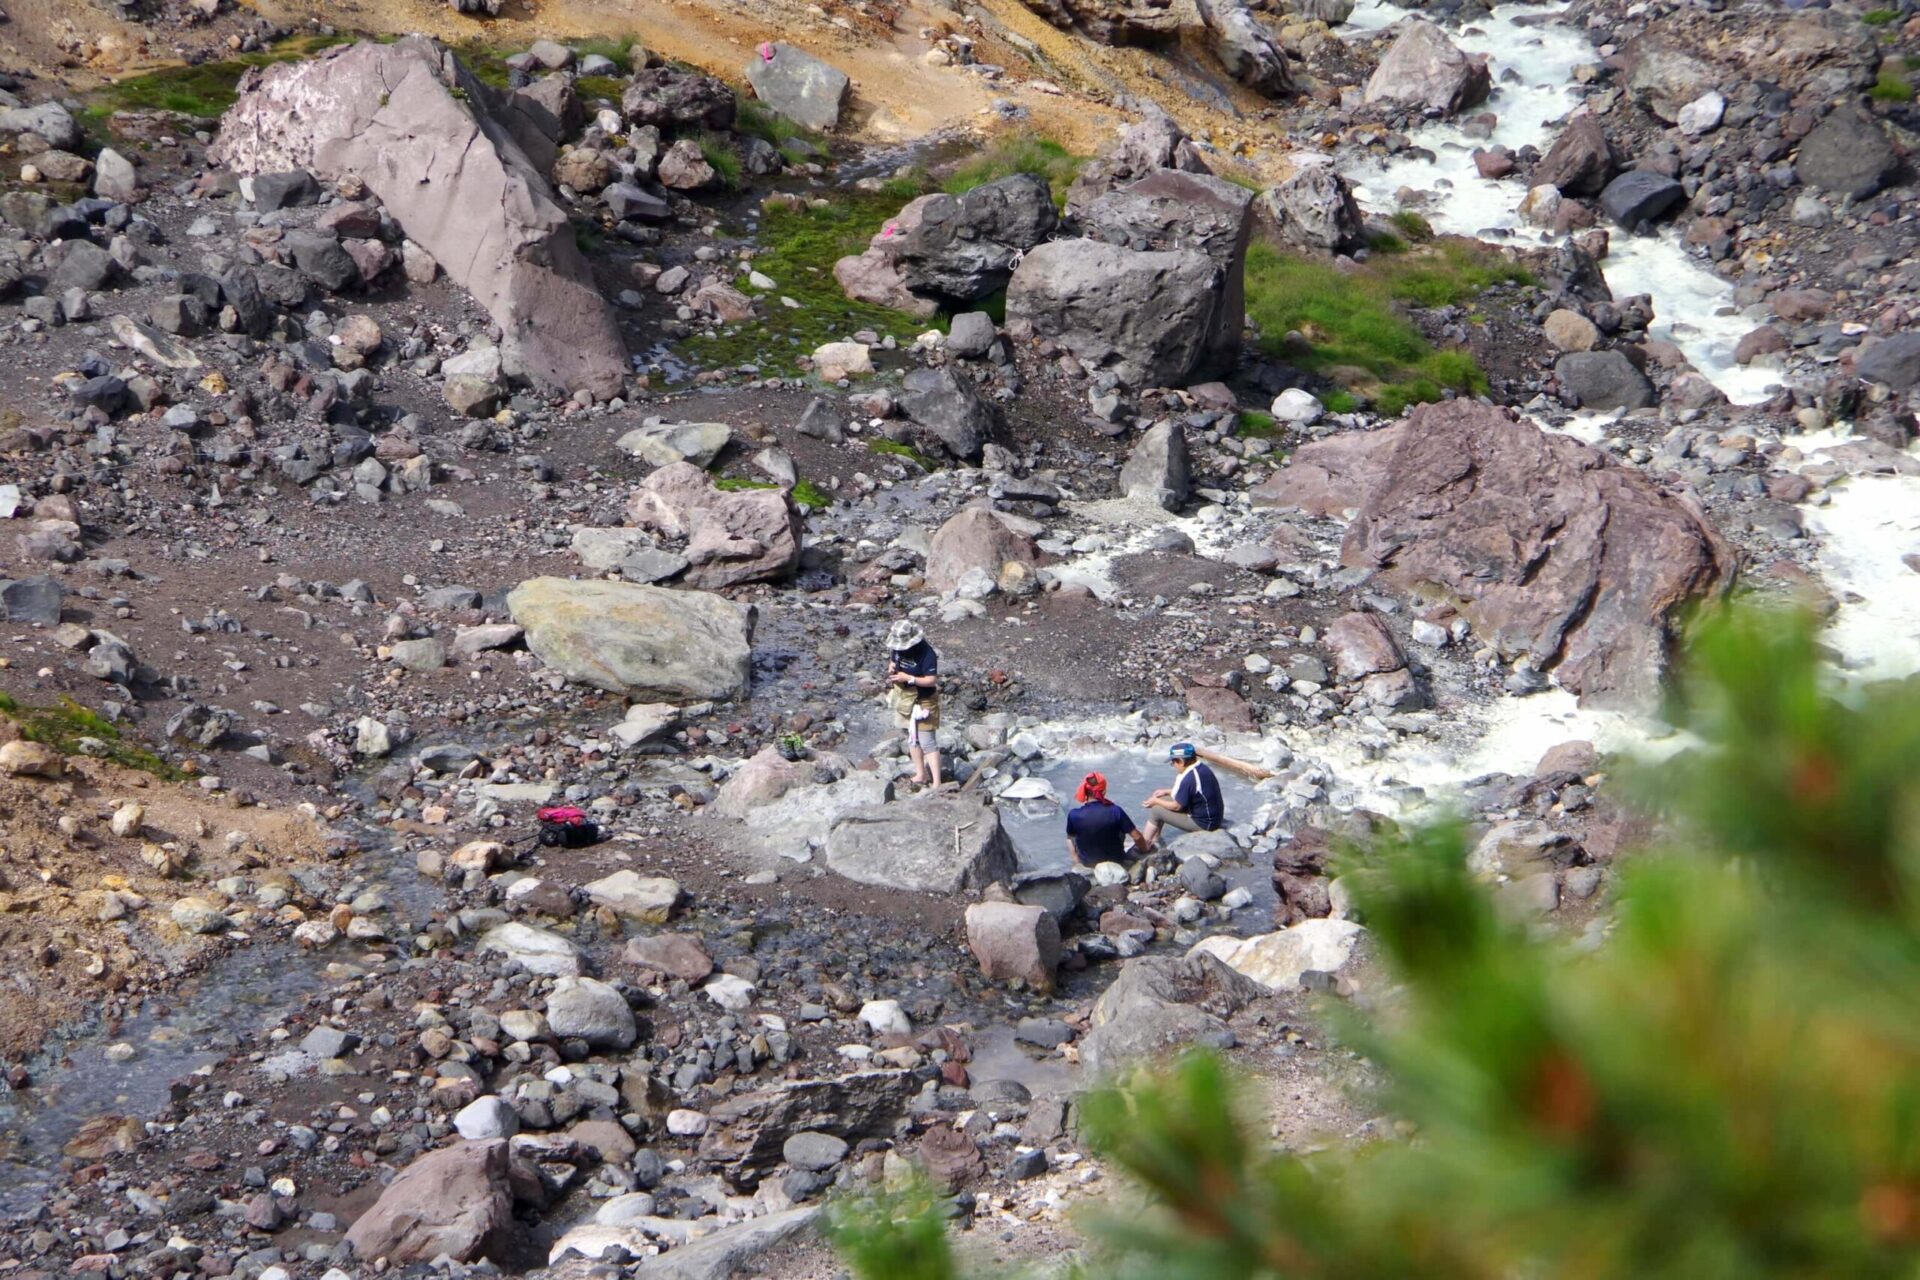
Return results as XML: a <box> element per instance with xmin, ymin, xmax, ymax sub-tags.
<box><xmin>1064</xmin><ymin>772</ymin><xmax>1151</xmax><ymax>869</ymax></box>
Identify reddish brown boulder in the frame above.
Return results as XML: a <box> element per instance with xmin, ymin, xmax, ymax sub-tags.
<box><xmin>623</xmin><ymin>933</ymin><xmax>716</xmax><ymax>983</ymax></box>
<box><xmin>344</xmin><ymin>1140</ymin><xmax>535</xmax><ymax>1264</ymax></box>
<box><xmin>1258</xmin><ymin>401</ymin><xmax>1731</xmax><ymax>706</ymax></box>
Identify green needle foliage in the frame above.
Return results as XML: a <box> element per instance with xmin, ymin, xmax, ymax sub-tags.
<box><xmin>831</xmin><ymin>605</ymin><xmax>1920</xmax><ymax>1279</ymax></box>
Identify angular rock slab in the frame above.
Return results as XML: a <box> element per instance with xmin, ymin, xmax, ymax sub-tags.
<box><xmin>824</xmin><ymin>794</ymin><xmax>1017</xmax><ymax>895</ymax></box>
<box><xmin>744</xmin><ymin>43</ymin><xmax>850</xmax><ymax>131</ymax></box>
<box><xmin>507</xmin><ymin>576</ymin><xmax>755</xmax><ymax>700</ymax></box>
<box><xmin>213</xmin><ymin>37</ymin><xmax>626</xmax><ymax>396</ymax></box>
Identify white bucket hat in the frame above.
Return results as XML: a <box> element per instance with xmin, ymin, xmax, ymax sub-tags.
<box><xmin>887</xmin><ymin>620</ymin><xmax>925</xmax><ymax>651</ymax></box>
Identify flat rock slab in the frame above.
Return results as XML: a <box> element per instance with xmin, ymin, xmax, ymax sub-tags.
<box><xmin>824</xmin><ymin>794</ymin><xmax>1017</xmax><ymax>895</ymax></box>
<box><xmin>507</xmin><ymin>576</ymin><xmax>755</xmax><ymax>701</ymax></box>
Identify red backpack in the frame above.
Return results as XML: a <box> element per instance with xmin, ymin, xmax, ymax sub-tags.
<box><xmin>536</xmin><ymin>805</ymin><xmax>601</xmax><ymax>848</ymax></box>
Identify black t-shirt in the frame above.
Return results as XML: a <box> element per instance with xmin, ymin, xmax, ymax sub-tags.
<box><xmin>1067</xmin><ymin>800</ymin><xmax>1137</xmax><ymax>862</ymax></box>
<box><xmin>892</xmin><ymin>641</ymin><xmax>938</xmax><ymax>702</ymax></box>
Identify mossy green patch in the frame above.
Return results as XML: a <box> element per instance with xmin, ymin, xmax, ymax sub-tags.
<box><xmin>1236</xmin><ymin>410</ymin><xmax>1276</xmax><ymax>438</ymax></box>
<box><xmin>1389</xmin><ymin>209</ymin><xmax>1436</xmax><ymax>242</ymax></box>
<box><xmin>573</xmin><ymin>35</ymin><xmax>642</xmax><ymax>70</ymax></box>
<box><xmin>677</xmin><ymin>190</ymin><xmax>935</xmax><ymax>372</ymax></box>
<box><xmin>941</xmin><ymin>133</ymin><xmax>1085</xmax><ymax>207</ymax></box>
<box><xmin>791</xmin><ymin>479</ymin><xmax>832</xmax><ymax>509</ymax></box>
<box><xmin>1862</xmin><ymin>7</ymin><xmax>1898</xmax><ymax>23</ymax></box>
<box><xmin>1871</xmin><ymin>57</ymin><xmax>1914</xmax><ymax>101</ymax></box>
<box><xmin>575</xmin><ymin>75</ymin><xmax>627</xmax><ymax>103</ymax></box>
<box><xmin>1245</xmin><ymin>239</ymin><xmax>1526</xmax><ymax>415</ymax></box>
<box><xmin>85</xmin><ymin>33</ymin><xmax>352</xmax><ymax>123</ymax></box>
<box><xmin>714</xmin><ymin>476</ymin><xmax>778</xmax><ymax>492</ymax></box>
<box><xmin>696</xmin><ymin>131</ymin><xmax>744</xmax><ymax>190</ymax></box>
<box><xmin>867</xmin><ymin>438</ymin><xmax>934</xmax><ymax>470</ymax></box>
<box><xmin>0</xmin><ymin>692</ymin><xmax>183</xmax><ymax>780</ymax></box>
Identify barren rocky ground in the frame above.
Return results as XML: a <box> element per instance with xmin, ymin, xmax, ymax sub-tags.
<box><xmin>0</xmin><ymin>0</ymin><xmax>1914</xmax><ymax>1274</ymax></box>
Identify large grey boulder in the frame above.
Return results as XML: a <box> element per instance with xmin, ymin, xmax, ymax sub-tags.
<box><xmin>1556</xmin><ymin>350</ymin><xmax>1656</xmax><ymax>410</ymax></box>
<box><xmin>1007</xmin><ymin>239</ymin><xmax>1227</xmax><ymax>388</ymax></box>
<box><xmin>544</xmin><ymin>976</ymin><xmax>638</xmax><ymax>1049</ymax></box>
<box><xmin>1064</xmin><ymin>110</ymin><xmax>1210</xmax><ymax>218</ymax></box>
<box><xmin>1082</xmin><ymin>170</ymin><xmax>1255</xmax><ymax>376</ymax></box>
<box><xmin>625</xmin><ymin>462</ymin><xmax>802</xmax><ymax>589</ymax></box>
<box><xmin>1795</xmin><ymin>108</ymin><xmax>1898</xmax><ymax>200</ymax></box>
<box><xmin>744</xmin><ymin>43</ymin><xmax>850</xmax><ymax>131</ymax></box>
<box><xmin>1599</xmin><ymin>170</ymin><xmax>1685</xmax><ymax>229</ymax></box>
<box><xmin>893</xmin><ymin>175</ymin><xmax>1058</xmax><ymax>304</ymax></box>
<box><xmin>1857</xmin><ymin>333</ymin><xmax>1920</xmax><ymax>391</ymax></box>
<box><xmin>1363</xmin><ymin>20</ymin><xmax>1490</xmax><ymax>116</ymax></box>
<box><xmin>1079</xmin><ymin>952</ymin><xmax>1268</xmax><ymax>1075</ymax></box>
<box><xmin>900</xmin><ymin>366</ymin><xmax>999</xmax><ymax>460</ymax></box>
<box><xmin>1119</xmin><ymin>421</ymin><xmax>1192</xmax><ymax>511</ymax></box>
<box><xmin>1624</xmin><ymin>36</ymin><xmax>1716</xmax><ymax>124</ymax></box>
<box><xmin>825</xmin><ymin>795</ymin><xmax>1018</xmax><ymax>894</ymax></box>
<box><xmin>213</xmin><ymin>38</ymin><xmax>626</xmax><ymax>397</ymax></box>
<box><xmin>507</xmin><ymin>576</ymin><xmax>755</xmax><ymax>700</ymax></box>
<box><xmin>1533</xmin><ymin>114</ymin><xmax>1618</xmax><ymax>197</ymax></box>
<box><xmin>0</xmin><ymin>102</ymin><xmax>82</xmax><ymax>150</ymax></box>
<box><xmin>1196</xmin><ymin>0</ymin><xmax>1295</xmax><ymax>96</ymax></box>
<box><xmin>1259</xmin><ymin>162</ymin><xmax>1364</xmax><ymax>253</ymax></box>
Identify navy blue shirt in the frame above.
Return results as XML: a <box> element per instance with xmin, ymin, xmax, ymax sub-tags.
<box><xmin>891</xmin><ymin>641</ymin><xmax>938</xmax><ymax>680</ymax></box>
<box><xmin>1172</xmin><ymin>762</ymin><xmax>1224</xmax><ymax>830</ymax></box>
<box><xmin>1067</xmin><ymin>800</ymin><xmax>1138</xmax><ymax>863</ymax></box>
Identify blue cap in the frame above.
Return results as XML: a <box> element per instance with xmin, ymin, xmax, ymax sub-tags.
<box><xmin>1169</xmin><ymin>742</ymin><xmax>1197</xmax><ymax>761</ymax></box>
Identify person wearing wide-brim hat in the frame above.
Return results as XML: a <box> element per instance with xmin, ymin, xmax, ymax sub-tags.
<box><xmin>885</xmin><ymin>620</ymin><xmax>943</xmax><ymax>789</ymax></box>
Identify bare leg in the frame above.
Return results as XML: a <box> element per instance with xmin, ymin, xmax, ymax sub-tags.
<box><xmin>1141</xmin><ymin>818</ymin><xmax>1162</xmax><ymax>848</ymax></box>
<box><xmin>907</xmin><ymin>739</ymin><xmax>929</xmax><ymax>786</ymax></box>
<box><xmin>927</xmin><ymin>748</ymin><xmax>944</xmax><ymax>788</ymax></box>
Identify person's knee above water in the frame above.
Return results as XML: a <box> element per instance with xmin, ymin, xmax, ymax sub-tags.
<box><xmin>1064</xmin><ymin>772</ymin><xmax>1151</xmax><ymax>868</ymax></box>
<box><xmin>1140</xmin><ymin>741</ymin><xmax>1224</xmax><ymax>847</ymax></box>
<box><xmin>885</xmin><ymin>619</ymin><xmax>944</xmax><ymax>789</ymax></box>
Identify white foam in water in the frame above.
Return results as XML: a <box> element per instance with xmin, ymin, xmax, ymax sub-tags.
<box><xmin>1782</xmin><ymin>434</ymin><xmax>1920</xmax><ymax>681</ymax></box>
<box><xmin>1340</xmin><ymin>2</ymin><xmax>1776</xmax><ymax>405</ymax></box>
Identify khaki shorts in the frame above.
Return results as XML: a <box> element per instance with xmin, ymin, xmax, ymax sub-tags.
<box><xmin>1155</xmin><ymin>808</ymin><xmax>1207</xmax><ymax>834</ymax></box>
<box><xmin>890</xmin><ymin>706</ymin><xmax>936</xmax><ymax>736</ymax></box>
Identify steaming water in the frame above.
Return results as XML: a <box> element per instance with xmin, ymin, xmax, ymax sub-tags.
<box><xmin>1341</xmin><ymin>0</ymin><xmax>1779</xmax><ymax>404</ymax></box>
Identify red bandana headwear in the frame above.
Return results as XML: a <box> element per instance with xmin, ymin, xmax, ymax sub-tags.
<box><xmin>1077</xmin><ymin>772</ymin><xmax>1108</xmax><ymax>804</ymax></box>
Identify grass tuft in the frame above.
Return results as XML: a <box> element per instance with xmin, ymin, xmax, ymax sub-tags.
<box><xmin>791</xmin><ymin>478</ymin><xmax>832</xmax><ymax>509</ymax></box>
<box><xmin>695</xmin><ymin>131</ymin><xmax>744</xmax><ymax>190</ymax></box>
<box><xmin>1388</xmin><ymin>209</ymin><xmax>1436</xmax><ymax>242</ymax></box>
<box><xmin>867</xmin><ymin>438</ymin><xmax>935</xmax><ymax>470</ymax></box>
<box><xmin>1870</xmin><ymin>57</ymin><xmax>1914</xmax><ymax>101</ymax></box>
<box><xmin>1862</xmin><ymin>7</ymin><xmax>1898</xmax><ymax>23</ymax></box>
<box><xmin>85</xmin><ymin>33</ymin><xmax>351</xmax><ymax>121</ymax></box>
<box><xmin>1236</xmin><ymin>410</ymin><xmax>1276</xmax><ymax>438</ymax></box>
<box><xmin>0</xmin><ymin>692</ymin><xmax>183</xmax><ymax>780</ymax></box>
<box><xmin>941</xmin><ymin>132</ymin><xmax>1085</xmax><ymax>207</ymax></box>
<box><xmin>1244</xmin><ymin>239</ymin><xmax>1528</xmax><ymax>415</ymax></box>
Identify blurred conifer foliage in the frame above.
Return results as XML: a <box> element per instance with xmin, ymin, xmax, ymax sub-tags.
<box><xmin>828</xmin><ymin>608</ymin><xmax>1920</xmax><ymax>1278</ymax></box>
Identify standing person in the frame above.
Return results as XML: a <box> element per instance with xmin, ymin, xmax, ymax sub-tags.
<box><xmin>886</xmin><ymin>620</ymin><xmax>943</xmax><ymax>789</ymax></box>
<box><xmin>1141</xmin><ymin>742</ymin><xmax>1224</xmax><ymax>848</ymax></box>
<box><xmin>1065</xmin><ymin>772</ymin><xmax>1151</xmax><ymax>868</ymax></box>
